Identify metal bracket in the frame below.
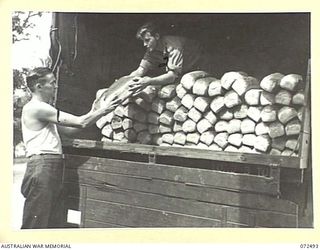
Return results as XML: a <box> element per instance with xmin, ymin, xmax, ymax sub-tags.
<box><xmin>269</xmin><ymin>163</ymin><xmax>281</xmax><ymax>197</ymax></box>
<box><xmin>148</xmin><ymin>152</ymin><xmax>157</xmax><ymax>163</ymax></box>
<box><xmin>268</xmin><ymin>163</ymin><xmax>280</xmax><ymax>168</ymax></box>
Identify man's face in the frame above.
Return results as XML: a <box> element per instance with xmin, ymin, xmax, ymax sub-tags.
<box><xmin>39</xmin><ymin>73</ymin><xmax>57</xmax><ymax>102</ymax></box>
<box><xmin>141</xmin><ymin>32</ymin><xmax>158</xmax><ymax>52</ymax></box>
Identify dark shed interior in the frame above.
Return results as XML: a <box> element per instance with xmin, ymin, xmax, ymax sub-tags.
<box><xmin>51</xmin><ymin>12</ymin><xmax>310</xmax><ymax>139</ymax></box>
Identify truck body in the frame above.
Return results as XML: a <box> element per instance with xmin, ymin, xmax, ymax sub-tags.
<box><xmin>49</xmin><ymin>12</ymin><xmax>312</xmax><ymax>227</ymax></box>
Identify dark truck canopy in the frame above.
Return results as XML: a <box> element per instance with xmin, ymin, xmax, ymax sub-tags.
<box><xmin>50</xmin><ymin>12</ymin><xmax>310</xmax><ymax>139</ymax></box>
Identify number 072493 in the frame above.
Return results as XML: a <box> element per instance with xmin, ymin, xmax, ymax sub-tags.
<box><xmin>300</xmin><ymin>244</ymin><xmax>319</xmax><ymax>249</ymax></box>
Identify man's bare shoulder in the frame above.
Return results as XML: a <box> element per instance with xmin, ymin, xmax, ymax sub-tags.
<box><xmin>23</xmin><ymin>100</ymin><xmax>56</xmax><ymax>119</ymax></box>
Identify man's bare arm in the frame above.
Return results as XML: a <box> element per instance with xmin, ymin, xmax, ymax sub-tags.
<box><xmin>147</xmin><ymin>70</ymin><xmax>177</xmax><ymax>86</ymax></box>
<box><xmin>57</xmin><ymin>125</ymin><xmax>82</xmax><ymax>136</ymax></box>
<box><xmin>129</xmin><ymin>66</ymin><xmax>148</xmax><ymax>77</ymax></box>
<box><xmin>34</xmin><ymin>98</ymin><xmax>119</xmax><ymax>129</ymax></box>
<box><xmin>129</xmin><ymin>70</ymin><xmax>177</xmax><ymax>92</ymax></box>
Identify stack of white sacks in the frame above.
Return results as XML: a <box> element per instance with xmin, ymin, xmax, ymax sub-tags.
<box><xmin>96</xmin><ymin>70</ymin><xmax>306</xmax><ymax>156</ymax></box>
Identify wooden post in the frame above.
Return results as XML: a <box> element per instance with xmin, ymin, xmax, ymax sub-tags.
<box><xmin>299</xmin><ymin>58</ymin><xmax>311</xmax><ymax>169</ymax></box>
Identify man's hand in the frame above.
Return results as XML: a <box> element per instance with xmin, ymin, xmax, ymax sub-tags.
<box><xmin>90</xmin><ymin>98</ymin><xmax>100</xmax><ymax>112</ymax></box>
<box><xmin>128</xmin><ymin>76</ymin><xmax>152</xmax><ymax>92</ymax></box>
<box><xmin>91</xmin><ymin>95</ymin><xmax>121</xmax><ymax>114</ymax></box>
<box><xmin>102</xmin><ymin>96</ymin><xmax>122</xmax><ymax>114</ymax></box>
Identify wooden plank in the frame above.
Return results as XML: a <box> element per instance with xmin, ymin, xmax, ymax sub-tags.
<box><xmin>85</xmin><ymin>185</ymin><xmax>224</xmax><ymax>222</ymax></box>
<box><xmin>225</xmin><ymin>222</ymin><xmax>249</xmax><ymax>228</ymax></box>
<box><xmin>63</xmin><ymin>168</ymin><xmax>297</xmax><ymax>214</ymax></box>
<box><xmin>84</xmin><ymin>185</ymin><xmax>296</xmax><ymax>227</ymax></box>
<box><xmin>64</xmin><ymin>155</ymin><xmax>280</xmax><ymax>195</ymax></box>
<box><xmin>85</xmin><ymin>219</ymin><xmax>128</xmax><ymax>228</ymax></box>
<box><xmin>62</xmin><ymin>138</ymin><xmax>300</xmax><ymax>168</ymax></box>
<box><xmin>85</xmin><ymin>199</ymin><xmax>221</xmax><ymax>227</ymax></box>
<box><xmin>63</xmin><ymin>183</ymin><xmax>297</xmax><ymax>227</ymax></box>
<box><xmin>226</xmin><ymin>206</ymin><xmax>297</xmax><ymax>228</ymax></box>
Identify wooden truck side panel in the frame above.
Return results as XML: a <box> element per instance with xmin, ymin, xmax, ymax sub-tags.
<box><xmin>62</xmin><ymin>153</ymin><xmax>298</xmax><ymax>228</ymax></box>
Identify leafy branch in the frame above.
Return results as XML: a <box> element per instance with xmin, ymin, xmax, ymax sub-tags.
<box><xmin>12</xmin><ymin>11</ymin><xmax>43</xmax><ymax>43</ymax></box>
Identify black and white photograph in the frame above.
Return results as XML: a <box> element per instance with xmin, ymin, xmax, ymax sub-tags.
<box><xmin>11</xmin><ymin>11</ymin><xmax>313</xmax><ymax>230</ymax></box>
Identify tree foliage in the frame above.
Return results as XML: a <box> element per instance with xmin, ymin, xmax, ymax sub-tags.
<box><xmin>13</xmin><ymin>69</ymin><xmax>31</xmax><ymax>151</ymax></box>
<box><xmin>12</xmin><ymin>11</ymin><xmax>42</xmax><ymax>43</ymax></box>
<box><xmin>13</xmin><ymin>68</ymin><xmax>28</xmax><ymax>89</ymax></box>
<box><xmin>12</xmin><ymin>11</ymin><xmax>43</xmax><ymax>155</ymax></box>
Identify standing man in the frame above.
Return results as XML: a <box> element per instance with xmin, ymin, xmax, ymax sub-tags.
<box><xmin>129</xmin><ymin>22</ymin><xmax>206</xmax><ymax>92</ymax></box>
<box><xmin>20</xmin><ymin>67</ymin><xmax>120</xmax><ymax>229</ymax></box>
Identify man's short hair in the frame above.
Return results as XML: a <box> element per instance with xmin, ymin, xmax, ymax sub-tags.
<box><xmin>136</xmin><ymin>22</ymin><xmax>160</xmax><ymax>40</ymax></box>
<box><xmin>26</xmin><ymin>67</ymin><xmax>52</xmax><ymax>92</ymax></box>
